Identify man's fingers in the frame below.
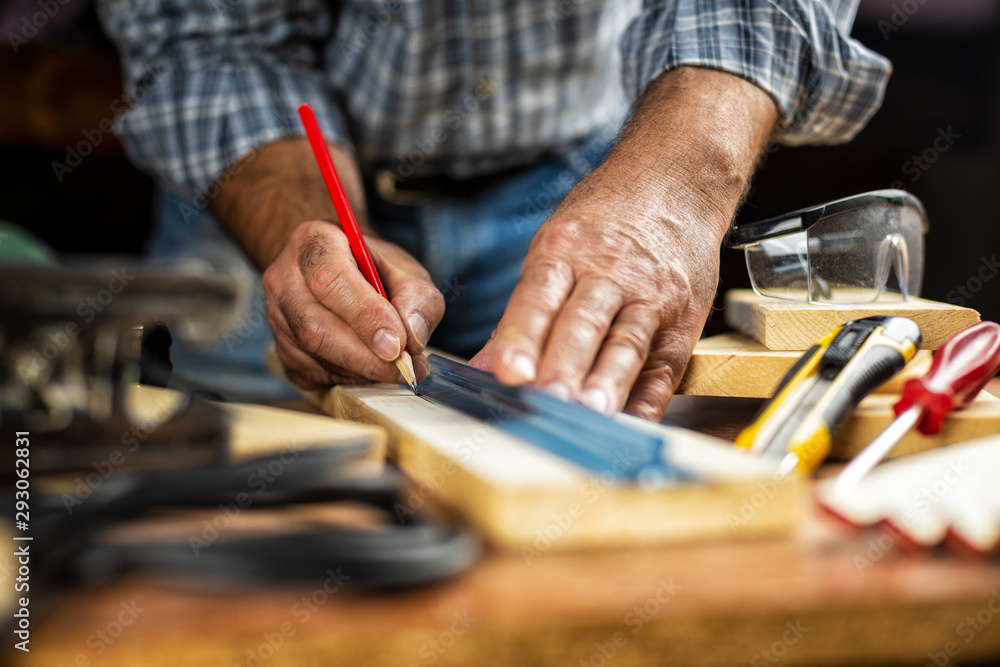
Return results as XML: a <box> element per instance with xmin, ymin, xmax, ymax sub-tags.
<box><xmin>467</xmin><ymin>330</ymin><xmax>498</xmax><ymax>372</ymax></box>
<box><xmin>622</xmin><ymin>331</ymin><xmax>694</xmax><ymax>419</ymax></box>
<box><xmin>294</xmin><ymin>226</ymin><xmax>406</xmax><ymax>363</ymax></box>
<box><xmin>270</xmin><ymin>305</ymin><xmax>353</xmax><ymax>388</ymax></box>
<box><xmin>535</xmin><ymin>277</ymin><xmax>624</xmax><ymax>400</ymax></box>
<box><xmin>623</xmin><ymin>367</ymin><xmax>676</xmax><ymax>420</ymax></box>
<box><xmin>577</xmin><ymin>304</ymin><xmax>657</xmax><ymax>414</ymax></box>
<box><xmin>262</xmin><ymin>220</ymin><xmax>443</xmax><ymax>390</ymax></box>
<box><xmin>376</xmin><ymin>245</ymin><xmax>446</xmax><ymax>354</ymax></box>
<box><xmin>277</xmin><ymin>287</ymin><xmax>403</xmax><ymax>384</ymax></box>
<box><xmin>273</xmin><ymin>334</ymin><xmax>336</xmax><ymax>389</ymax></box>
<box><xmin>492</xmin><ymin>259</ymin><xmax>574</xmax><ymax>385</ymax></box>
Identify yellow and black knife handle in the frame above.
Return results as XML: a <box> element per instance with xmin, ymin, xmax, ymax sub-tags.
<box><xmin>736</xmin><ymin>316</ymin><xmax>922</xmax><ymax>473</ymax></box>
<box><xmin>733</xmin><ymin>332</ymin><xmax>834</xmax><ymax>454</ymax></box>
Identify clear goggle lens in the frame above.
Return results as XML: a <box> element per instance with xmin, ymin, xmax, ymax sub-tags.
<box><xmin>743</xmin><ymin>201</ymin><xmax>925</xmax><ymax>304</ymax></box>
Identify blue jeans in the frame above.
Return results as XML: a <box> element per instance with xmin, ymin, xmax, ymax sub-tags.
<box><xmin>150</xmin><ymin>134</ymin><xmax>610</xmax><ymax>399</ymax></box>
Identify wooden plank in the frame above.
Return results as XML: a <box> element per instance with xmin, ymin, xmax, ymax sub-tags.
<box><xmin>674</xmin><ymin>343</ymin><xmax>1000</xmax><ymax>458</ymax></box>
<box><xmin>127</xmin><ymin>384</ymin><xmax>387</xmax><ymax>462</ymax></box>
<box><xmin>678</xmin><ymin>332</ymin><xmax>934</xmax><ymax>398</ymax></box>
<box><xmin>833</xmin><ymin>390</ymin><xmax>1000</xmax><ymax>460</ymax></box>
<box><xmin>219</xmin><ymin>402</ymin><xmax>387</xmax><ymax>462</ymax></box>
<box><xmin>324</xmin><ymin>384</ymin><xmax>803</xmax><ymax>550</ymax></box>
<box><xmin>723</xmin><ymin>289</ymin><xmax>979</xmax><ymax>350</ymax></box>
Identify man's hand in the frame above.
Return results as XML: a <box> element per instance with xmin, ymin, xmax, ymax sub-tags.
<box><xmin>470</xmin><ymin>184</ymin><xmax>720</xmax><ymax>419</ymax></box>
<box><xmin>470</xmin><ymin>67</ymin><xmax>778</xmax><ymax>419</ymax></box>
<box><xmin>264</xmin><ymin>221</ymin><xmax>444</xmax><ymax>389</ymax></box>
<box><xmin>213</xmin><ymin>138</ymin><xmax>443</xmax><ymax>389</ymax></box>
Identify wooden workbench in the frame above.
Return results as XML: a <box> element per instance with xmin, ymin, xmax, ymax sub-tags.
<box><xmin>16</xmin><ymin>384</ymin><xmax>1000</xmax><ymax>667</ymax></box>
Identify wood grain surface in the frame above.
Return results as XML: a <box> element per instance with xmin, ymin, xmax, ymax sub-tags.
<box><xmin>20</xmin><ymin>489</ymin><xmax>1000</xmax><ymax>667</ymax></box>
<box><xmin>126</xmin><ymin>384</ymin><xmax>388</xmax><ymax>462</ymax></box>
<box><xmin>17</xmin><ymin>387</ymin><xmax>1000</xmax><ymax>667</ymax></box>
<box><xmin>678</xmin><ymin>332</ymin><xmax>935</xmax><ymax>398</ymax></box>
<box><xmin>724</xmin><ymin>289</ymin><xmax>980</xmax><ymax>351</ymax></box>
<box><xmin>677</xmin><ymin>335</ymin><xmax>1000</xmax><ymax>459</ymax></box>
<box><xmin>833</xmin><ymin>391</ymin><xmax>1000</xmax><ymax>460</ymax></box>
<box><xmin>325</xmin><ymin>384</ymin><xmax>801</xmax><ymax>549</ymax></box>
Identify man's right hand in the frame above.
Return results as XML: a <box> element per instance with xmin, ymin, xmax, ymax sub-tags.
<box><xmin>213</xmin><ymin>137</ymin><xmax>444</xmax><ymax>391</ymax></box>
<box><xmin>262</xmin><ymin>219</ymin><xmax>445</xmax><ymax>389</ymax></box>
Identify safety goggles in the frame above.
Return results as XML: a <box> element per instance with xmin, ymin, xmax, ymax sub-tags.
<box><xmin>729</xmin><ymin>190</ymin><xmax>929</xmax><ymax>304</ymax></box>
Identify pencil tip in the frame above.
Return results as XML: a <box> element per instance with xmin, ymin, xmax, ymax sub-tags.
<box><xmin>395</xmin><ymin>351</ymin><xmax>418</xmax><ymax>394</ymax></box>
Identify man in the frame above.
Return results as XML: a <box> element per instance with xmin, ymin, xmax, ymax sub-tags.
<box><xmin>98</xmin><ymin>0</ymin><xmax>889</xmax><ymax>419</ymax></box>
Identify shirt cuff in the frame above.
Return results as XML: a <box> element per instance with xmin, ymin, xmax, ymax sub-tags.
<box><xmin>620</xmin><ymin>0</ymin><xmax>892</xmax><ymax>146</ymax></box>
<box><xmin>115</xmin><ymin>62</ymin><xmax>352</xmax><ymax>195</ymax></box>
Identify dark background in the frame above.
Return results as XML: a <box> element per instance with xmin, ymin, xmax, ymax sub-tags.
<box><xmin>721</xmin><ymin>0</ymin><xmax>1000</xmax><ymax>332</ymax></box>
<box><xmin>3</xmin><ymin>0</ymin><xmax>998</xmax><ymax>330</ymax></box>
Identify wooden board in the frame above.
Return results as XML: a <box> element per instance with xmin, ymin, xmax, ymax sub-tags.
<box><xmin>724</xmin><ymin>289</ymin><xmax>979</xmax><ymax>351</ymax></box>
<box><xmin>219</xmin><ymin>401</ymin><xmax>387</xmax><ymax>462</ymax></box>
<box><xmin>676</xmin><ymin>333</ymin><xmax>1000</xmax><ymax>458</ymax></box>
<box><xmin>322</xmin><ymin>384</ymin><xmax>803</xmax><ymax>550</ymax></box>
<box><xmin>678</xmin><ymin>332</ymin><xmax>934</xmax><ymax>398</ymax></box>
<box><xmin>833</xmin><ymin>390</ymin><xmax>1000</xmax><ymax>460</ymax></box>
<box><xmin>675</xmin><ymin>346</ymin><xmax>1000</xmax><ymax>459</ymax></box>
<box><xmin>127</xmin><ymin>384</ymin><xmax>387</xmax><ymax>462</ymax></box>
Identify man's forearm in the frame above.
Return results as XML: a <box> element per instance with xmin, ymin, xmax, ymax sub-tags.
<box><xmin>578</xmin><ymin>66</ymin><xmax>778</xmax><ymax>239</ymax></box>
<box><xmin>212</xmin><ymin>137</ymin><xmax>372</xmax><ymax>269</ymax></box>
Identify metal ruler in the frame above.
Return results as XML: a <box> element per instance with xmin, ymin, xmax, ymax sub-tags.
<box><xmin>417</xmin><ymin>355</ymin><xmax>695</xmax><ymax>488</ymax></box>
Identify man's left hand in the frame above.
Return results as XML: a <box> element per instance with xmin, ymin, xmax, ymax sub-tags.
<box><xmin>469</xmin><ymin>177</ymin><xmax>720</xmax><ymax>420</ymax></box>
<box><xmin>469</xmin><ymin>66</ymin><xmax>778</xmax><ymax>420</ymax></box>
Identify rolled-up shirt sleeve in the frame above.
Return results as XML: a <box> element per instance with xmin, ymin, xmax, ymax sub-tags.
<box><xmin>620</xmin><ymin>0</ymin><xmax>891</xmax><ymax>146</ymax></box>
<box><xmin>97</xmin><ymin>0</ymin><xmax>349</xmax><ymax>194</ymax></box>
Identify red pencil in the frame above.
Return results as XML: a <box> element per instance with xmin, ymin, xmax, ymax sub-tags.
<box><xmin>297</xmin><ymin>103</ymin><xmax>417</xmax><ymax>392</ymax></box>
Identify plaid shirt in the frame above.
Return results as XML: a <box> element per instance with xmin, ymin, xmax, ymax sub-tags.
<box><xmin>97</xmin><ymin>0</ymin><xmax>890</xmax><ymax>195</ymax></box>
